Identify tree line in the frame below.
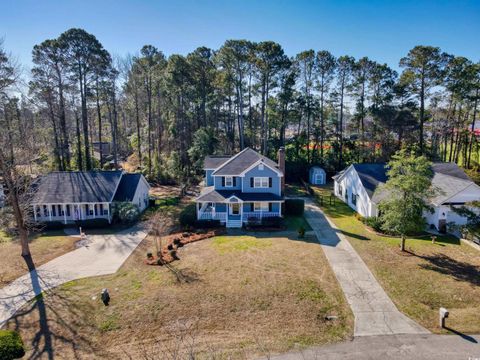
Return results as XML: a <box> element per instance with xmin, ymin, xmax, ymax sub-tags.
<box><xmin>1</xmin><ymin>29</ymin><xmax>480</xmax><ymax>187</ymax></box>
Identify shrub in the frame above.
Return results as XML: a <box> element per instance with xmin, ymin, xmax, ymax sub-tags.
<box><xmin>0</xmin><ymin>330</ymin><xmax>25</xmax><ymax>359</ymax></box>
<box><xmin>179</xmin><ymin>204</ymin><xmax>197</xmax><ymax>227</ymax></box>
<box><xmin>75</xmin><ymin>218</ymin><xmax>110</xmax><ymax>229</ymax></box>
<box><xmin>363</xmin><ymin>217</ymin><xmax>383</xmax><ymax>232</ymax></box>
<box><xmin>298</xmin><ymin>226</ymin><xmax>306</xmax><ymax>238</ymax></box>
<box><xmin>354</xmin><ymin>213</ymin><xmax>365</xmax><ymax>222</ymax></box>
<box><xmin>114</xmin><ymin>202</ymin><xmax>140</xmax><ymax>224</ymax></box>
<box><xmin>42</xmin><ymin>221</ymin><xmax>65</xmax><ymax>230</ymax></box>
<box><xmin>194</xmin><ymin>219</ymin><xmax>221</xmax><ymax>229</ymax></box>
<box><xmin>261</xmin><ymin>216</ymin><xmax>284</xmax><ymax>228</ymax></box>
<box><xmin>285</xmin><ymin>199</ymin><xmax>305</xmax><ymax>216</ymax></box>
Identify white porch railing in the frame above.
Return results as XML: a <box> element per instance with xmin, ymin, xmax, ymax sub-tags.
<box><xmin>198</xmin><ymin>211</ymin><xmax>227</xmax><ymax>222</ymax></box>
<box><xmin>243</xmin><ymin>212</ymin><xmax>279</xmax><ymax>221</ymax></box>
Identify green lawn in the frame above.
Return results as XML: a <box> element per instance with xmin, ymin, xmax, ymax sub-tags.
<box><xmin>312</xmin><ymin>184</ymin><xmax>480</xmax><ymax>334</ymax></box>
<box><xmin>284</xmin><ymin>214</ymin><xmax>312</xmax><ymax>232</ymax></box>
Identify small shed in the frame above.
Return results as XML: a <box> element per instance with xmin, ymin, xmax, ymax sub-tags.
<box><xmin>309</xmin><ymin>166</ymin><xmax>326</xmax><ymax>185</ymax></box>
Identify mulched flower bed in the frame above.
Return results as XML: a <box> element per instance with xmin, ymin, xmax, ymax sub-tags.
<box><xmin>145</xmin><ymin>228</ymin><xmax>226</xmax><ymax>265</ymax></box>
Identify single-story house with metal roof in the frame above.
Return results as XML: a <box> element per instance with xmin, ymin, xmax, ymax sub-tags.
<box><xmin>31</xmin><ymin>171</ymin><xmax>150</xmax><ymax>224</ymax></box>
<box><xmin>309</xmin><ymin>166</ymin><xmax>326</xmax><ymax>185</ymax></box>
<box><xmin>333</xmin><ymin>162</ymin><xmax>480</xmax><ymax>232</ymax></box>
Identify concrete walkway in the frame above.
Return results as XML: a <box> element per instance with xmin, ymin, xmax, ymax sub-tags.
<box><xmin>261</xmin><ymin>333</ymin><xmax>479</xmax><ymax>360</ymax></box>
<box><xmin>303</xmin><ymin>198</ymin><xmax>429</xmax><ymax>337</ymax></box>
<box><xmin>0</xmin><ymin>224</ymin><xmax>147</xmax><ymax>328</ymax></box>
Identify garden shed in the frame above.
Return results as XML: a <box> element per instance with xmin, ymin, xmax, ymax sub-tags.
<box><xmin>309</xmin><ymin>166</ymin><xmax>326</xmax><ymax>185</ymax></box>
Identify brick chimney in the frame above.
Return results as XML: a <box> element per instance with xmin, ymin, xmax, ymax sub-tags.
<box><xmin>278</xmin><ymin>147</ymin><xmax>285</xmax><ymax>195</ymax></box>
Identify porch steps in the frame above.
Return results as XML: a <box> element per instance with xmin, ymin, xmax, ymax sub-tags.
<box><xmin>227</xmin><ymin>220</ymin><xmax>243</xmax><ymax>228</ymax></box>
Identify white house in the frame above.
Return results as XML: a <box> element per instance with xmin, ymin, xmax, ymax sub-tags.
<box><xmin>309</xmin><ymin>166</ymin><xmax>326</xmax><ymax>185</ymax></box>
<box><xmin>333</xmin><ymin>162</ymin><xmax>480</xmax><ymax>232</ymax></box>
<box><xmin>32</xmin><ymin>171</ymin><xmax>150</xmax><ymax>224</ymax></box>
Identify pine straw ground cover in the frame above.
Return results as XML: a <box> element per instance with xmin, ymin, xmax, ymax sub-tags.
<box><xmin>4</xmin><ymin>231</ymin><xmax>353</xmax><ymax>359</ymax></box>
<box><xmin>312</xmin><ymin>184</ymin><xmax>480</xmax><ymax>334</ymax></box>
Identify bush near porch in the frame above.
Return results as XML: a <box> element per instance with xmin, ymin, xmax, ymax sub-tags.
<box><xmin>312</xmin><ymin>184</ymin><xmax>480</xmax><ymax>334</ymax></box>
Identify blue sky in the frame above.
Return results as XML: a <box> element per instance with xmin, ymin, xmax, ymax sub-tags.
<box><xmin>1</xmin><ymin>0</ymin><xmax>479</xmax><ymax>70</ymax></box>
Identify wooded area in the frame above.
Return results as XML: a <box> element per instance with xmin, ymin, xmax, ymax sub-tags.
<box><xmin>1</xmin><ymin>29</ymin><xmax>480</xmax><ymax>186</ymax></box>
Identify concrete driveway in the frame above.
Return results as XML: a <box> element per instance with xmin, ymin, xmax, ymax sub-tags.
<box><xmin>303</xmin><ymin>198</ymin><xmax>428</xmax><ymax>337</ymax></box>
<box><xmin>0</xmin><ymin>224</ymin><xmax>147</xmax><ymax>328</ymax></box>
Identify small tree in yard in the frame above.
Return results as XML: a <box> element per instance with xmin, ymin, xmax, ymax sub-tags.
<box><xmin>379</xmin><ymin>150</ymin><xmax>434</xmax><ymax>251</ymax></box>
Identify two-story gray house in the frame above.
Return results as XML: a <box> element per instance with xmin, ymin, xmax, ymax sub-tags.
<box><xmin>196</xmin><ymin>147</ymin><xmax>285</xmax><ymax>228</ymax></box>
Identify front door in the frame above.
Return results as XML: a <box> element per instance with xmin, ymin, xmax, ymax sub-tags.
<box><xmin>229</xmin><ymin>203</ymin><xmax>240</xmax><ymax>215</ymax></box>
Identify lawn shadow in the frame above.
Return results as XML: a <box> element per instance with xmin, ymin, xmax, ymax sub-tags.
<box><xmin>338</xmin><ymin>230</ymin><xmax>370</xmax><ymax>241</ymax></box>
<box><xmin>409</xmin><ymin>251</ymin><xmax>480</xmax><ymax>287</ymax></box>
<box><xmin>444</xmin><ymin>327</ymin><xmax>478</xmax><ymax>343</ymax></box>
<box><xmin>4</xmin><ymin>255</ymin><xmax>97</xmax><ymax>359</ymax></box>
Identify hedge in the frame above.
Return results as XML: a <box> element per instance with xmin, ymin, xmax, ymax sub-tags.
<box><xmin>285</xmin><ymin>199</ymin><xmax>305</xmax><ymax>216</ymax></box>
<box><xmin>75</xmin><ymin>218</ymin><xmax>110</xmax><ymax>229</ymax></box>
<box><xmin>179</xmin><ymin>204</ymin><xmax>197</xmax><ymax>227</ymax></box>
<box><xmin>194</xmin><ymin>219</ymin><xmax>221</xmax><ymax>228</ymax></box>
<box><xmin>0</xmin><ymin>330</ymin><xmax>25</xmax><ymax>359</ymax></box>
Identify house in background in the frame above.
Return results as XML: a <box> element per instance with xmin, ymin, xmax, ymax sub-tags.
<box><xmin>309</xmin><ymin>166</ymin><xmax>326</xmax><ymax>185</ymax></box>
<box><xmin>196</xmin><ymin>147</ymin><xmax>285</xmax><ymax>228</ymax></box>
<box><xmin>32</xmin><ymin>171</ymin><xmax>150</xmax><ymax>225</ymax></box>
<box><xmin>333</xmin><ymin>162</ymin><xmax>480</xmax><ymax>232</ymax></box>
<box><xmin>0</xmin><ymin>183</ymin><xmax>4</xmax><ymax>208</ymax></box>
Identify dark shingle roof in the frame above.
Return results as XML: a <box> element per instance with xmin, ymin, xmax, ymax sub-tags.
<box><xmin>352</xmin><ymin>163</ymin><xmax>388</xmax><ymax>198</ymax></box>
<box><xmin>32</xmin><ymin>171</ymin><xmax>123</xmax><ymax>204</ymax></box>
<box><xmin>212</xmin><ymin>148</ymin><xmax>279</xmax><ymax>176</ymax></box>
<box><xmin>113</xmin><ymin>173</ymin><xmax>143</xmax><ymax>202</ymax></box>
<box><xmin>204</xmin><ymin>156</ymin><xmax>231</xmax><ymax>169</ymax></box>
<box><xmin>196</xmin><ymin>187</ymin><xmax>283</xmax><ymax>202</ymax></box>
<box><xmin>342</xmin><ymin>162</ymin><xmax>477</xmax><ymax>205</ymax></box>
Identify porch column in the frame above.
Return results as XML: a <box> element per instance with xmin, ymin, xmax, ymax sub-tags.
<box><xmin>279</xmin><ymin>202</ymin><xmax>282</xmax><ymax>216</ymax></box>
<box><xmin>107</xmin><ymin>203</ymin><xmax>111</xmax><ymax>223</ymax></box>
<box><xmin>240</xmin><ymin>202</ymin><xmax>243</xmax><ymax>223</ymax></box>
<box><xmin>33</xmin><ymin>205</ymin><xmax>37</xmax><ymax>222</ymax></box>
<box><xmin>48</xmin><ymin>204</ymin><xmax>52</xmax><ymax>221</ymax></box>
<box><xmin>79</xmin><ymin>204</ymin><xmax>83</xmax><ymax>220</ymax></box>
<box><xmin>63</xmin><ymin>204</ymin><xmax>67</xmax><ymax>224</ymax></box>
<box><xmin>197</xmin><ymin>202</ymin><xmax>200</xmax><ymax>219</ymax></box>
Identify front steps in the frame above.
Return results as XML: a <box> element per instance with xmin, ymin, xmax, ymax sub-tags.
<box><xmin>226</xmin><ymin>220</ymin><xmax>242</xmax><ymax>228</ymax></box>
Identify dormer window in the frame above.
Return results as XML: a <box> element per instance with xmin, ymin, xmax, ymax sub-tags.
<box><xmin>225</xmin><ymin>176</ymin><xmax>233</xmax><ymax>187</ymax></box>
<box><xmin>258</xmin><ymin>163</ymin><xmax>264</xmax><ymax>170</ymax></box>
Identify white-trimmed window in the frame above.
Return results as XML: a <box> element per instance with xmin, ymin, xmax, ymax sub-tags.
<box><xmin>254</xmin><ymin>177</ymin><xmax>269</xmax><ymax>188</ymax></box>
<box><xmin>351</xmin><ymin>193</ymin><xmax>357</xmax><ymax>206</ymax></box>
<box><xmin>254</xmin><ymin>202</ymin><xmax>269</xmax><ymax>211</ymax></box>
<box><xmin>225</xmin><ymin>176</ymin><xmax>233</xmax><ymax>187</ymax></box>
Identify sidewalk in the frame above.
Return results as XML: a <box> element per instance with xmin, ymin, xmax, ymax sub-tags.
<box><xmin>0</xmin><ymin>224</ymin><xmax>147</xmax><ymax>328</ymax></box>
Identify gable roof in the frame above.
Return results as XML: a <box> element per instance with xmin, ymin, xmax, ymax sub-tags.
<box><xmin>113</xmin><ymin>173</ymin><xmax>146</xmax><ymax>202</ymax></box>
<box><xmin>32</xmin><ymin>171</ymin><xmax>123</xmax><ymax>204</ymax></box>
<box><xmin>212</xmin><ymin>147</ymin><xmax>279</xmax><ymax>176</ymax></box>
<box><xmin>204</xmin><ymin>156</ymin><xmax>231</xmax><ymax>169</ymax></box>
<box><xmin>337</xmin><ymin>162</ymin><xmax>478</xmax><ymax>206</ymax></box>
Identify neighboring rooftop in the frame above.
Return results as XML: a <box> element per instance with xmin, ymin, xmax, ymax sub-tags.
<box><xmin>212</xmin><ymin>147</ymin><xmax>279</xmax><ymax>176</ymax></box>
<box><xmin>113</xmin><ymin>173</ymin><xmax>143</xmax><ymax>202</ymax></box>
<box><xmin>32</xmin><ymin>171</ymin><xmax>123</xmax><ymax>204</ymax></box>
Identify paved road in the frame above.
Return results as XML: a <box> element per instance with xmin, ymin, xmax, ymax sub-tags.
<box><xmin>303</xmin><ymin>198</ymin><xmax>429</xmax><ymax>337</ymax></box>
<box><xmin>0</xmin><ymin>224</ymin><xmax>147</xmax><ymax>328</ymax></box>
<box><xmin>261</xmin><ymin>333</ymin><xmax>480</xmax><ymax>360</ymax></box>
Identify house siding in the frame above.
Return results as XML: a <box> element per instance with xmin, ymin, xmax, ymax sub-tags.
<box><xmin>242</xmin><ymin>165</ymin><xmax>281</xmax><ymax>195</ymax></box>
<box><xmin>132</xmin><ymin>177</ymin><xmax>150</xmax><ymax>212</ymax></box>
<box><xmin>334</xmin><ymin>167</ymin><xmax>374</xmax><ymax>218</ymax></box>
<box><xmin>205</xmin><ymin>170</ymin><xmax>214</xmax><ymax>186</ymax></box>
<box><xmin>213</xmin><ymin>176</ymin><xmax>241</xmax><ymax>190</ymax></box>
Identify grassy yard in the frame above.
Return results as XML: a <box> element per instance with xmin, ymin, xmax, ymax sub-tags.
<box><xmin>5</xmin><ymin>231</ymin><xmax>353</xmax><ymax>358</ymax></box>
<box><xmin>312</xmin><ymin>184</ymin><xmax>480</xmax><ymax>334</ymax></box>
<box><xmin>0</xmin><ymin>231</ymin><xmax>79</xmax><ymax>287</ymax></box>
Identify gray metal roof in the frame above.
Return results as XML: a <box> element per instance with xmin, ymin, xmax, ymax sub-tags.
<box><xmin>196</xmin><ymin>187</ymin><xmax>283</xmax><ymax>202</ymax></box>
<box><xmin>113</xmin><ymin>173</ymin><xmax>143</xmax><ymax>202</ymax></box>
<box><xmin>212</xmin><ymin>147</ymin><xmax>280</xmax><ymax>176</ymax></box>
<box><xmin>204</xmin><ymin>156</ymin><xmax>231</xmax><ymax>169</ymax></box>
<box><xmin>32</xmin><ymin>171</ymin><xmax>123</xmax><ymax>204</ymax></box>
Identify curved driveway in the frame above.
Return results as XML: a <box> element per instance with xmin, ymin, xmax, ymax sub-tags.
<box><xmin>0</xmin><ymin>224</ymin><xmax>147</xmax><ymax>328</ymax></box>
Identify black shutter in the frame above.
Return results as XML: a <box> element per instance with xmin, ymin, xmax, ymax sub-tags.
<box><xmin>269</xmin><ymin>203</ymin><xmax>272</xmax><ymax>212</ymax></box>
<box><xmin>222</xmin><ymin>177</ymin><xmax>225</xmax><ymax>186</ymax></box>
<box><xmin>250</xmin><ymin>203</ymin><xmax>254</xmax><ymax>211</ymax></box>
<box><xmin>233</xmin><ymin>177</ymin><xmax>236</xmax><ymax>186</ymax></box>
<box><xmin>250</xmin><ymin>178</ymin><xmax>254</xmax><ymax>187</ymax></box>
<box><xmin>269</xmin><ymin>178</ymin><xmax>272</xmax><ymax>188</ymax></box>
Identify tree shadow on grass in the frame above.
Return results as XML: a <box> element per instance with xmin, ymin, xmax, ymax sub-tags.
<box><xmin>4</xmin><ymin>255</ymin><xmax>97</xmax><ymax>359</ymax></box>
<box><xmin>411</xmin><ymin>252</ymin><xmax>480</xmax><ymax>287</ymax></box>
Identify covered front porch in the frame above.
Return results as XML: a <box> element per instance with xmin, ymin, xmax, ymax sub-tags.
<box><xmin>33</xmin><ymin>202</ymin><xmax>112</xmax><ymax>224</ymax></box>
<box><xmin>197</xmin><ymin>197</ymin><xmax>282</xmax><ymax>228</ymax></box>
